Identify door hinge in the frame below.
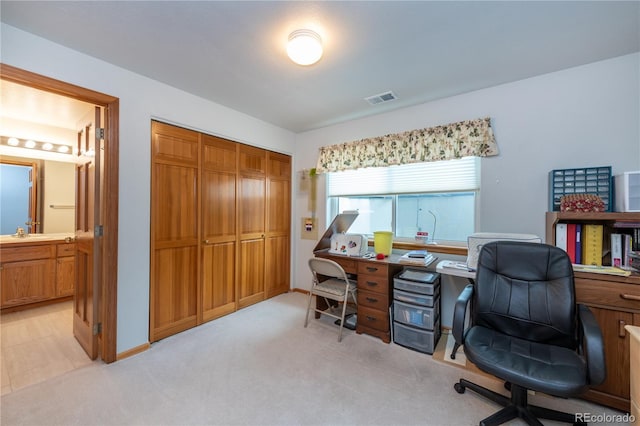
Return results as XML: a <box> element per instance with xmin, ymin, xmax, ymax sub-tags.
<box><xmin>93</xmin><ymin>322</ymin><xmax>102</xmax><ymax>335</ymax></box>
<box><xmin>95</xmin><ymin>225</ymin><xmax>104</xmax><ymax>237</ymax></box>
<box><xmin>96</xmin><ymin>128</ymin><xmax>105</xmax><ymax>140</ymax></box>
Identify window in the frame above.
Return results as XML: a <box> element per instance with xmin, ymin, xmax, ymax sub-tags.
<box><xmin>326</xmin><ymin>157</ymin><xmax>479</xmax><ymax>243</ymax></box>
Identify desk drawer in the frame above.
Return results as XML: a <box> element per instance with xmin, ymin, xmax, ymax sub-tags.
<box><xmin>575</xmin><ymin>278</ymin><xmax>640</xmax><ymax>311</ymax></box>
<box><xmin>358</xmin><ymin>261</ymin><xmax>388</xmax><ymax>277</ymax></box>
<box><xmin>358</xmin><ymin>305</ymin><xmax>389</xmax><ymax>332</ymax></box>
<box><xmin>358</xmin><ymin>273</ymin><xmax>389</xmax><ymax>295</ymax></box>
<box><xmin>358</xmin><ymin>289</ymin><xmax>388</xmax><ymax>311</ymax></box>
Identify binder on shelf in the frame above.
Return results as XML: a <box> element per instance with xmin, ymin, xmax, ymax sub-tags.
<box><xmin>555</xmin><ymin>223</ymin><xmax>568</xmax><ymax>251</ymax></box>
<box><xmin>611</xmin><ymin>233</ymin><xmax>623</xmax><ymax>267</ymax></box>
<box><xmin>575</xmin><ymin>224</ymin><xmax>582</xmax><ymax>264</ymax></box>
<box><xmin>623</xmin><ymin>234</ymin><xmax>633</xmax><ymax>267</ymax></box>
<box><xmin>566</xmin><ymin>223</ymin><xmax>577</xmax><ymax>263</ymax></box>
<box><xmin>582</xmin><ymin>224</ymin><xmax>603</xmax><ymax>266</ymax></box>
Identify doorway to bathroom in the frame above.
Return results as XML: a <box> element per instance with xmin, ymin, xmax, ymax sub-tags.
<box><xmin>1</xmin><ymin>64</ymin><xmax>119</xmax><ymax>364</ymax></box>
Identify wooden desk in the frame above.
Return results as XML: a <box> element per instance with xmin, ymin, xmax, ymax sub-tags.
<box><xmin>315</xmin><ymin>250</ymin><xmax>433</xmax><ymax>343</ymax></box>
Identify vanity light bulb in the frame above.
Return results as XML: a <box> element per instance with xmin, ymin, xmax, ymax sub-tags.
<box><xmin>8</xmin><ymin>137</ymin><xmax>19</xmax><ymax>146</ymax></box>
<box><xmin>25</xmin><ymin>140</ymin><xmax>36</xmax><ymax>148</ymax></box>
<box><xmin>42</xmin><ymin>143</ymin><xmax>53</xmax><ymax>151</ymax></box>
<box><xmin>57</xmin><ymin>145</ymin><xmax>70</xmax><ymax>153</ymax></box>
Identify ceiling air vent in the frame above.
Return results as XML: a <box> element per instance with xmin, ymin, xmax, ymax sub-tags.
<box><xmin>364</xmin><ymin>91</ymin><xmax>398</xmax><ymax>105</ymax></box>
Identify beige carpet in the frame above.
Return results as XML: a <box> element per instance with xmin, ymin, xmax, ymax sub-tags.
<box><xmin>0</xmin><ymin>292</ymin><xmax>628</xmax><ymax>426</ymax></box>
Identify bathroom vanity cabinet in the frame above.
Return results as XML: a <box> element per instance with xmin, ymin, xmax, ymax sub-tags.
<box><xmin>0</xmin><ymin>235</ymin><xmax>76</xmax><ymax>310</ymax></box>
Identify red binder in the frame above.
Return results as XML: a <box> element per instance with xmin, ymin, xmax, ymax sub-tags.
<box><xmin>566</xmin><ymin>223</ymin><xmax>577</xmax><ymax>263</ymax></box>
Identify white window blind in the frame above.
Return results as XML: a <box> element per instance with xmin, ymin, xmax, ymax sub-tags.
<box><xmin>327</xmin><ymin>157</ymin><xmax>479</xmax><ymax>196</ymax></box>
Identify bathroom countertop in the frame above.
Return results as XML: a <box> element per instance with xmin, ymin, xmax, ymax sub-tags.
<box><xmin>0</xmin><ymin>233</ymin><xmax>75</xmax><ymax>245</ymax></box>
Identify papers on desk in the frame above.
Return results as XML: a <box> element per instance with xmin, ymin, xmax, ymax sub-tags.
<box><xmin>399</xmin><ymin>251</ymin><xmax>436</xmax><ymax>266</ymax></box>
<box><xmin>436</xmin><ymin>260</ymin><xmax>476</xmax><ymax>279</ymax></box>
<box><xmin>572</xmin><ymin>264</ymin><xmax>632</xmax><ymax>277</ymax></box>
<box><xmin>441</xmin><ymin>261</ymin><xmax>474</xmax><ymax>272</ymax></box>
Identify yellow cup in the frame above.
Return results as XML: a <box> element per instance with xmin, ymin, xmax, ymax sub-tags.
<box><xmin>373</xmin><ymin>231</ymin><xmax>393</xmax><ymax>256</ymax></box>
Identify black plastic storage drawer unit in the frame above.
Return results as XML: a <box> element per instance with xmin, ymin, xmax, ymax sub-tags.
<box><xmin>392</xmin><ymin>269</ymin><xmax>441</xmax><ymax>354</ymax></box>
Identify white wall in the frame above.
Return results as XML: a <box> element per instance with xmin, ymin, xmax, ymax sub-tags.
<box><xmin>42</xmin><ymin>160</ymin><xmax>75</xmax><ymax>233</ymax></box>
<box><xmin>293</xmin><ymin>53</ymin><xmax>640</xmax><ymax>325</ymax></box>
<box><xmin>1</xmin><ymin>24</ymin><xmax>296</xmax><ymax>354</ymax></box>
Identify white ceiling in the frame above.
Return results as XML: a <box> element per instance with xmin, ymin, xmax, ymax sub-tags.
<box><xmin>1</xmin><ymin>80</ymin><xmax>94</xmax><ymax>131</ymax></box>
<box><xmin>1</xmin><ymin>1</ymin><xmax>639</xmax><ymax>133</ymax></box>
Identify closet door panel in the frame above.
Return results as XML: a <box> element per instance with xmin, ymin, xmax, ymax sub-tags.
<box><xmin>239</xmin><ymin>175</ymin><xmax>265</xmax><ymax>237</ymax></box>
<box><xmin>201</xmin><ymin>136</ymin><xmax>238</xmax><ymax>322</ymax></box>
<box><xmin>238</xmin><ymin>145</ymin><xmax>266</xmax><ymax>308</ymax></box>
<box><xmin>238</xmin><ymin>238</ymin><xmax>265</xmax><ymax>308</ymax></box>
<box><xmin>153</xmin><ymin>164</ymin><xmax>198</xmax><ymax>243</ymax></box>
<box><xmin>152</xmin><ymin>246</ymin><xmax>198</xmax><ymax>340</ymax></box>
<box><xmin>202</xmin><ymin>135</ymin><xmax>237</xmax><ymax>172</ymax></box>
<box><xmin>265</xmin><ymin>235</ymin><xmax>290</xmax><ymax>298</ymax></box>
<box><xmin>202</xmin><ymin>241</ymin><xmax>236</xmax><ymax>321</ymax></box>
<box><xmin>265</xmin><ymin>152</ymin><xmax>291</xmax><ymax>298</ymax></box>
<box><xmin>267</xmin><ymin>178</ymin><xmax>290</xmax><ymax>234</ymax></box>
<box><xmin>150</xmin><ymin>121</ymin><xmax>199</xmax><ymax>342</ymax></box>
<box><xmin>202</xmin><ymin>171</ymin><xmax>236</xmax><ymax>241</ymax></box>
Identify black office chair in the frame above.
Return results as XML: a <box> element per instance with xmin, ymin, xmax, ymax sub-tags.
<box><xmin>452</xmin><ymin>241</ymin><xmax>605</xmax><ymax>426</ymax></box>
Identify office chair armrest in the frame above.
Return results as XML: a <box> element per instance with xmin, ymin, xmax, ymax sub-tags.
<box><xmin>578</xmin><ymin>304</ymin><xmax>606</xmax><ymax>386</ymax></box>
<box><xmin>452</xmin><ymin>284</ymin><xmax>474</xmax><ymax>347</ymax></box>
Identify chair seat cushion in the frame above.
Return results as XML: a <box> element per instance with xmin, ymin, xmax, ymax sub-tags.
<box><xmin>464</xmin><ymin>326</ymin><xmax>588</xmax><ymax>397</ymax></box>
<box><xmin>314</xmin><ymin>278</ymin><xmax>356</xmax><ymax>297</ymax></box>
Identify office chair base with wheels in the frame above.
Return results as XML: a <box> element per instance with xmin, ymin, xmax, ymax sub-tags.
<box><xmin>454</xmin><ymin>379</ymin><xmax>586</xmax><ymax>426</ymax></box>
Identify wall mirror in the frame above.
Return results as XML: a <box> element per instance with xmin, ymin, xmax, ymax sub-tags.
<box><xmin>0</xmin><ymin>156</ymin><xmax>75</xmax><ymax>235</ymax></box>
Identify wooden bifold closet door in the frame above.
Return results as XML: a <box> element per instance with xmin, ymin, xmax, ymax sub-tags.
<box><xmin>150</xmin><ymin>122</ymin><xmax>199</xmax><ymax>341</ymax></box>
<box><xmin>150</xmin><ymin>121</ymin><xmax>291</xmax><ymax>342</ymax></box>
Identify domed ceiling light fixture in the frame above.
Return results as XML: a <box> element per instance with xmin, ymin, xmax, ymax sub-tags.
<box><xmin>287</xmin><ymin>29</ymin><xmax>323</xmax><ymax>66</ymax></box>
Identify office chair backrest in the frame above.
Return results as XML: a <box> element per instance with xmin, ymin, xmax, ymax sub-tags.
<box><xmin>473</xmin><ymin>241</ymin><xmax>578</xmax><ymax>350</ymax></box>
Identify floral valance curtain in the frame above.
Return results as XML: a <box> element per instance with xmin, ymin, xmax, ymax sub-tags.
<box><xmin>316</xmin><ymin>117</ymin><xmax>498</xmax><ymax>173</ymax></box>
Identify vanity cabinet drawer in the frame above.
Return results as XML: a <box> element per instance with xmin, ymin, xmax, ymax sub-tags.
<box><xmin>57</xmin><ymin>243</ymin><xmax>76</xmax><ymax>257</ymax></box>
<box><xmin>575</xmin><ymin>278</ymin><xmax>640</xmax><ymax>311</ymax></box>
<box><xmin>0</xmin><ymin>244</ymin><xmax>55</xmax><ymax>263</ymax></box>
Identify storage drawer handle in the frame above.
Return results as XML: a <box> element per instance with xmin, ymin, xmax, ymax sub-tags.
<box><xmin>366</xmin><ymin>297</ymin><xmax>378</xmax><ymax>303</ymax></box>
<box><xmin>620</xmin><ymin>293</ymin><xmax>640</xmax><ymax>301</ymax></box>
<box><xmin>365</xmin><ymin>281</ymin><xmax>378</xmax><ymax>287</ymax></box>
<box><xmin>366</xmin><ymin>267</ymin><xmax>379</xmax><ymax>272</ymax></box>
<box><xmin>366</xmin><ymin>316</ymin><xmax>377</xmax><ymax>322</ymax></box>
